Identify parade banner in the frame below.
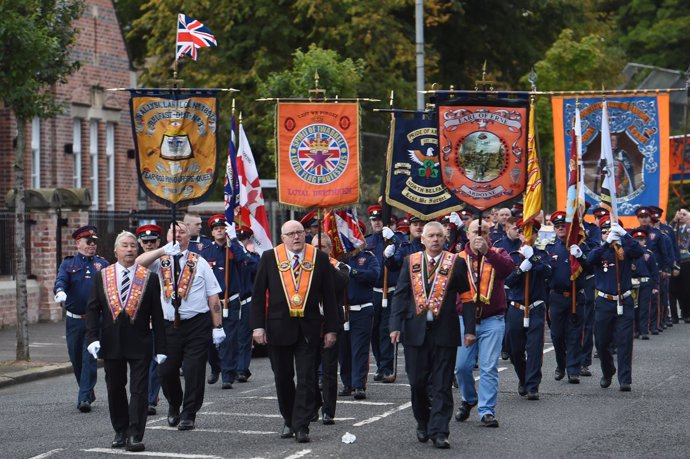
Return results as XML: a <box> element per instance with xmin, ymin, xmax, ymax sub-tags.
<box><xmin>276</xmin><ymin>102</ymin><xmax>360</xmax><ymax>208</ymax></box>
<box><xmin>385</xmin><ymin>114</ymin><xmax>464</xmax><ymax>220</ymax></box>
<box><xmin>129</xmin><ymin>90</ymin><xmax>219</xmax><ymax>206</ymax></box>
<box><xmin>552</xmin><ymin>95</ymin><xmax>670</xmax><ymax>226</ymax></box>
<box><xmin>437</xmin><ymin>98</ymin><xmax>530</xmax><ymax>211</ymax></box>
<box><xmin>670</xmin><ymin>135</ymin><xmax>690</xmax><ymax>183</ymax></box>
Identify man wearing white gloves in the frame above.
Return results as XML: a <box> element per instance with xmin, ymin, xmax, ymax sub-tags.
<box><xmin>86</xmin><ymin>231</ymin><xmax>167</xmax><ymax>452</ymax></box>
<box><xmin>136</xmin><ymin>221</ymin><xmax>225</xmax><ymax>431</ymax></box>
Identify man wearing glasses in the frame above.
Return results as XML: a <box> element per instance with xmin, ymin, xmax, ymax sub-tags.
<box><xmin>251</xmin><ymin>220</ymin><xmax>340</xmax><ymax>443</ymax></box>
<box><xmin>54</xmin><ymin>225</ymin><xmax>109</xmax><ymax>413</ymax></box>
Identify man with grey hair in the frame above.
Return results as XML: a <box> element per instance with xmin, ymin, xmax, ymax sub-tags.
<box><xmin>251</xmin><ymin>220</ymin><xmax>340</xmax><ymax>443</ymax></box>
<box><xmin>86</xmin><ymin>231</ymin><xmax>167</xmax><ymax>452</ymax></box>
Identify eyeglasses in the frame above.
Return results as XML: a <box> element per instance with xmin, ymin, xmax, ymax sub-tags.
<box><xmin>282</xmin><ymin>230</ymin><xmax>305</xmax><ymax>238</ymax></box>
<box><xmin>84</xmin><ymin>238</ymin><xmax>97</xmax><ymax>245</ymax></box>
<box><xmin>141</xmin><ymin>240</ymin><xmax>157</xmax><ymax>244</ymax></box>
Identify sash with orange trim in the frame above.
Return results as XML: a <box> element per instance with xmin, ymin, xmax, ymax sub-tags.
<box><xmin>275</xmin><ymin>243</ymin><xmax>317</xmax><ymax>317</ymax></box>
<box><xmin>102</xmin><ymin>264</ymin><xmax>150</xmax><ymax>321</ymax></box>
<box><xmin>409</xmin><ymin>251</ymin><xmax>457</xmax><ymax>317</ymax></box>
<box><xmin>458</xmin><ymin>249</ymin><xmax>496</xmax><ymax>304</ymax></box>
<box><xmin>160</xmin><ymin>252</ymin><xmax>199</xmax><ymax>301</ymax></box>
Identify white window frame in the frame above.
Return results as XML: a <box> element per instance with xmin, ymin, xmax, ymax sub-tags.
<box><xmin>31</xmin><ymin>117</ymin><xmax>41</xmax><ymax>188</ymax></box>
<box><xmin>90</xmin><ymin>120</ymin><xmax>99</xmax><ymax>209</ymax></box>
<box><xmin>105</xmin><ymin>122</ymin><xmax>115</xmax><ymax>210</ymax></box>
<box><xmin>73</xmin><ymin>119</ymin><xmax>82</xmax><ymax>188</ymax></box>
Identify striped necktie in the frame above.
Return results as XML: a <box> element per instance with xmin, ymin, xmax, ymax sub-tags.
<box><xmin>120</xmin><ymin>268</ymin><xmax>130</xmax><ymax>304</ymax></box>
<box><xmin>293</xmin><ymin>254</ymin><xmax>300</xmax><ymax>279</ymax></box>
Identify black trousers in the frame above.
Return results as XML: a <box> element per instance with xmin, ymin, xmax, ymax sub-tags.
<box><xmin>268</xmin><ymin>328</ymin><xmax>318</xmax><ymax>432</ymax></box>
<box><xmin>104</xmin><ymin>357</ymin><xmax>149</xmax><ymax>441</ymax></box>
<box><xmin>316</xmin><ymin>330</ymin><xmax>340</xmax><ymax>417</ymax></box>
<box><xmin>404</xmin><ymin>331</ymin><xmax>456</xmax><ymax>439</ymax></box>
<box><xmin>158</xmin><ymin>312</ymin><xmax>211</xmax><ymax>422</ymax></box>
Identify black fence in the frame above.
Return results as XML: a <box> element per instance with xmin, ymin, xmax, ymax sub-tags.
<box><xmin>0</xmin><ymin>210</ymin><xmax>32</xmax><ymax>277</ymax></box>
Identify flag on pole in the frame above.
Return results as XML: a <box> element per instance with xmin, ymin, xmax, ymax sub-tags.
<box><xmin>566</xmin><ymin>106</ymin><xmax>586</xmax><ymax>280</ymax></box>
<box><xmin>598</xmin><ymin>101</ymin><xmax>618</xmax><ymax>223</ymax></box>
<box><xmin>522</xmin><ymin>98</ymin><xmax>542</xmax><ymax>244</ymax></box>
<box><xmin>237</xmin><ymin>122</ymin><xmax>272</xmax><ymax>255</ymax></box>
<box><xmin>176</xmin><ymin>14</ymin><xmax>217</xmax><ymax>61</ymax></box>
<box><xmin>224</xmin><ymin>115</ymin><xmax>239</xmax><ymax>228</ymax></box>
<box><xmin>323</xmin><ymin>209</ymin><xmax>366</xmax><ymax>259</ymax></box>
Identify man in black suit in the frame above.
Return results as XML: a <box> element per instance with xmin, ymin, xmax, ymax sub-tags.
<box><xmin>86</xmin><ymin>231</ymin><xmax>167</xmax><ymax>452</ymax></box>
<box><xmin>390</xmin><ymin>221</ymin><xmax>475</xmax><ymax>449</ymax></box>
<box><xmin>251</xmin><ymin>220</ymin><xmax>340</xmax><ymax>443</ymax></box>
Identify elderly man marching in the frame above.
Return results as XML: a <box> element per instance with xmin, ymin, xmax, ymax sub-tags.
<box><xmin>390</xmin><ymin>221</ymin><xmax>473</xmax><ymax>449</ymax></box>
<box><xmin>586</xmin><ymin>220</ymin><xmax>644</xmax><ymax>391</ymax></box>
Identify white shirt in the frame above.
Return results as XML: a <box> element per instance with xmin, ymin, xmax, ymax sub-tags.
<box><xmin>286</xmin><ymin>248</ymin><xmax>306</xmax><ymax>265</ymax></box>
<box><xmin>150</xmin><ymin>250</ymin><xmax>222</xmax><ymax>321</ymax></box>
<box><xmin>425</xmin><ymin>253</ymin><xmax>442</xmax><ymax>321</ymax></box>
<box><xmin>115</xmin><ymin>262</ymin><xmax>135</xmax><ymax>303</ymax></box>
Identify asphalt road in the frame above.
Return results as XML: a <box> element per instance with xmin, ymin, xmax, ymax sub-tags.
<box><xmin>2</xmin><ymin>325</ymin><xmax>690</xmax><ymax>459</ymax></box>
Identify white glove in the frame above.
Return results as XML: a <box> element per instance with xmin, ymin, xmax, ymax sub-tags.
<box><xmin>212</xmin><ymin>327</ymin><xmax>226</xmax><ymax>346</ymax></box>
<box><xmin>163</xmin><ymin>241</ymin><xmax>181</xmax><ymax>256</ymax></box>
<box><xmin>612</xmin><ymin>224</ymin><xmax>627</xmax><ymax>238</ymax></box>
<box><xmin>606</xmin><ymin>231</ymin><xmax>620</xmax><ymax>244</ymax></box>
<box><xmin>87</xmin><ymin>341</ymin><xmax>100</xmax><ymax>359</ymax></box>
<box><xmin>226</xmin><ymin>222</ymin><xmax>237</xmax><ymax>240</ymax></box>
<box><xmin>519</xmin><ymin>245</ymin><xmax>534</xmax><ymax>260</ymax></box>
<box><xmin>155</xmin><ymin>354</ymin><xmax>167</xmax><ymax>364</ymax></box>
<box><xmin>54</xmin><ymin>291</ymin><xmax>67</xmax><ymax>303</ymax></box>
<box><xmin>519</xmin><ymin>259</ymin><xmax>533</xmax><ymax>272</ymax></box>
<box><xmin>383</xmin><ymin>244</ymin><xmax>395</xmax><ymax>258</ymax></box>
<box><xmin>570</xmin><ymin>244</ymin><xmax>583</xmax><ymax>258</ymax></box>
<box><xmin>449</xmin><ymin>212</ymin><xmax>463</xmax><ymax>227</ymax></box>
<box><xmin>382</xmin><ymin>227</ymin><xmax>395</xmax><ymax>240</ymax></box>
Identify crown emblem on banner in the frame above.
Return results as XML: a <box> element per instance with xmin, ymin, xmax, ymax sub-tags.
<box><xmin>309</xmin><ymin>137</ymin><xmax>330</xmax><ymax>151</ymax></box>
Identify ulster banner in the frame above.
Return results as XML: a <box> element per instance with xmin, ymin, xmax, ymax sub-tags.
<box><xmin>385</xmin><ymin>114</ymin><xmax>464</xmax><ymax>219</ymax></box>
<box><xmin>552</xmin><ymin>95</ymin><xmax>670</xmax><ymax>225</ymax></box>
<box><xmin>437</xmin><ymin>98</ymin><xmax>530</xmax><ymax>211</ymax></box>
<box><xmin>670</xmin><ymin>135</ymin><xmax>690</xmax><ymax>184</ymax></box>
<box><xmin>276</xmin><ymin>103</ymin><xmax>360</xmax><ymax>208</ymax></box>
<box><xmin>129</xmin><ymin>90</ymin><xmax>219</xmax><ymax>206</ymax></box>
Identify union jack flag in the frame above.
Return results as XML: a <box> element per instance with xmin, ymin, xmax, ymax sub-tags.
<box><xmin>175</xmin><ymin>14</ymin><xmax>217</xmax><ymax>61</ymax></box>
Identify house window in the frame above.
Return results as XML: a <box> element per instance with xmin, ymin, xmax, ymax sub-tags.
<box><xmin>31</xmin><ymin>117</ymin><xmax>40</xmax><ymax>188</ymax></box>
<box><xmin>73</xmin><ymin>119</ymin><xmax>82</xmax><ymax>188</ymax></box>
<box><xmin>90</xmin><ymin>120</ymin><xmax>99</xmax><ymax>209</ymax></box>
<box><xmin>106</xmin><ymin>123</ymin><xmax>115</xmax><ymax>210</ymax></box>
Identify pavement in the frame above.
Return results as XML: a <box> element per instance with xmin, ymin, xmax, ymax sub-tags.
<box><xmin>0</xmin><ymin>320</ymin><xmax>74</xmax><ymax>388</ymax></box>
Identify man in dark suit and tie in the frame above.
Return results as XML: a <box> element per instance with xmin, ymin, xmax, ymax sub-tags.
<box><xmin>390</xmin><ymin>221</ymin><xmax>474</xmax><ymax>449</ymax></box>
<box><xmin>86</xmin><ymin>231</ymin><xmax>167</xmax><ymax>452</ymax></box>
<box><xmin>251</xmin><ymin>220</ymin><xmax>340</xmax><ymax>443</ymax></box>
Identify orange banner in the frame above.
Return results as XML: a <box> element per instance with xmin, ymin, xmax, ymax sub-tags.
<box><xmin>276</xmin><ymin>103</ymin><xmax>360</xmax><ymax>208</ymax></box>
<box><xmin>670</xmin><ymin>135</ymin><xmax>690</xmax><ymax>183</ymax></box>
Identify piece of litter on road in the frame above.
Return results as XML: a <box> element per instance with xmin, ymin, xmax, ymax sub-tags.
<box><xmin>342</xmin><ymin>432</ymin><xmax>356</xmax><ymax>444</ymax></box>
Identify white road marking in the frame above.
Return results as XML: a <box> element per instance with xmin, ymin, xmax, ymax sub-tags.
<box><xmin>352</xmin><ymin>402</ymin><xmax>412</xmax><ymax>427</ymax></box>
<box><xmin>200</xmin><ymin>412</ymin><xmax>282</xmax><ymax>418</ymax></box>
<box><xmin>27</xmin><ymin>449</ymin><xmax>64</xmax><ymax>459</ymax></box>
<box><xmin>239</xmin><ymin>383</ymin><xmax>274</xmax><ymax>394</ymax></box>
<box><xmin>337</xmin><ymin>400</ymin><xmax>393</xmax><ymax>406</ymax></box>
<box><xmin>148</xmin><ymin>426</ymin><xmax>276</xmax><ymax>435</ymax></box>
<box><xmin>284</xmin><ymin>450</ymin><xmax>312</xmax><ymax>459</ymax></box>
<box><xmin>82</xmin><ymin>448</ymin><xmax>224</xmax><ymax>458</ymax></box>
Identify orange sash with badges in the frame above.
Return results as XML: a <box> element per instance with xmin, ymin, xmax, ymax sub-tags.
<box><xmin>409</xmin><ymin>251</ymin><xmax>456</xmax><ymax>317</ymax></box>
<box><xmin>160</xmin><ymin>252</ymin><xmax>199</xmax><ymax>300</ymax></box>
<box><xmin>458</xmin><ymin>249</ymin><xmax>496</xmax><ymax>304</ymax></box>
<box><xmin>102</xmin><ymin>264</ymin><xmax>150</xmax><ymax>321</ymax></box>
<box><xmin>275</xmin><ymin>244</ymin><xmax>317</xmax><ymax>317</ymax></box>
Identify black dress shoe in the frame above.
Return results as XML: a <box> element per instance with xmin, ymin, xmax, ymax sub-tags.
<box><xmin>178</xmin><ymin>419</ymin><xmax>195</xmax><ymax>430</ymax></box>
<box><xmin>236</xmin><ymin>373</ymin><xmax>248</xmax><ymax>383</ymax></box>
<box><xmin>280</xmin><ymin>424</ymin><xmax>294</xmax><ymax>439</ymax></box>
<box><xmin>167</xmin><ymin>407</ymin><xmax>180</xmax><ymax>427</ymax></box>
<box><xmin>373</xmin><ymin>371</ymin><xmax>384</xmax><ymax>381</ymax></box>
<box><xmin>554</xmin><ymin>368</ymin><xmax>565</xmax><ymax>381</ymax></box>
<box><xmin>641</xmin><ymin>334</ymin><xmax>650</xmax><ymax>340</ymax></box>
<box><xmin>126</xmin><ymin>436</ymin><xmax>145</xmax><ymax>452</ymax></box>
<box><xmin>147</xmin><ymin>405</ymin><xmax>157</xmax><ymax>415</ymax></box>
<box><xmin>416</xmin><ymin>427</ymin><xmax>429</xmax><ymax>443</ymax></box>
<box><xmin>620</xmin><ymin>384</ymin><xmax>631</xmax><ymax>392</ymax></box>
<box><xmin>353</xmin><ymin>388</ymin><xmax>366</xmax><ymax>400</ymax></box>
<box><xmin>481</xmin><ymin>414</ymin><xmax>499</xmax><ymax>427</ymax></box>
<box><xmin>600</xmin><ymin>376</ymin><xmax>612</xmax><ymax>388</ymax></box>
<box><xmin>568</xmin><ymin>375</ymin><xmax>580</xmax><ymax>384</ymax></box>
<box><xmin>222</xmin><ymin>382</ymin><xmax>233</xmax><ymax>389</ymax></box>
<box><xmin>652</xmin><ymin>330</ymin><xmax>659</xmax><ymax>335</ymax></box>
<box><xmin>338</xmin><ymin>386</ymin><xmax>352</xmax><ymax>396</ymax></box>
<box><xmin>322</xmin><ymin>411</ymin><xmax>335</xmax><ymax>425</ymax></box>
<box><xmin>207</xmin><ymin>372</ymin><xmax>219</xmax><ymax>384</ymax></box>
<box><xmin>111</xmin><ymin>431</ymin><xmax>126</xmax><ymax>448</ymax></box>
<box><xmin>78</xmin><ymin>400</ymin><xmax>91</xmax><ymax>413</ymax></box>
<box><xmin>433</xmin><ymin>434</ymin><xmax>450</xmax><ymax>449</ymax></box>
<box><xmin>382</xmin><ymin>371</ymin><xmax>396</xmax><ymax>383</ymax></box>
<box><xmin>501</xmin><ymin>351</ymin><xmax>509</xmax><ymax>361</ymax></box>
<box><xmin>295</xmin><ymin>429</ymin><xmax>310</xmax><ymax>443</ymax></box>
<box><xmin>527</xmin><ymin>392</ymin><xmax>540</xmax><ymax>400</ymax></box>
<box><xmin>454</xmin><ymin>401</ymin><xmax>476</xmax><ymax>422</ymax></box>
<box><xmin>518</xmin><ymin>384</ymin><xmax>527</xmax><ymax>396</ymax></box>
<box><xmin>580</xmin><ymin>366</ymin><xmax>592</xmax><ymax>377</ymax></box>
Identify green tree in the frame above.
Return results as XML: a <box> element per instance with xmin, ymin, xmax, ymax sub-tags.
<box><xmin>0</xmin><ymin>0</ymin><xmax>84</xmax><ymax>360</ymax></box>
